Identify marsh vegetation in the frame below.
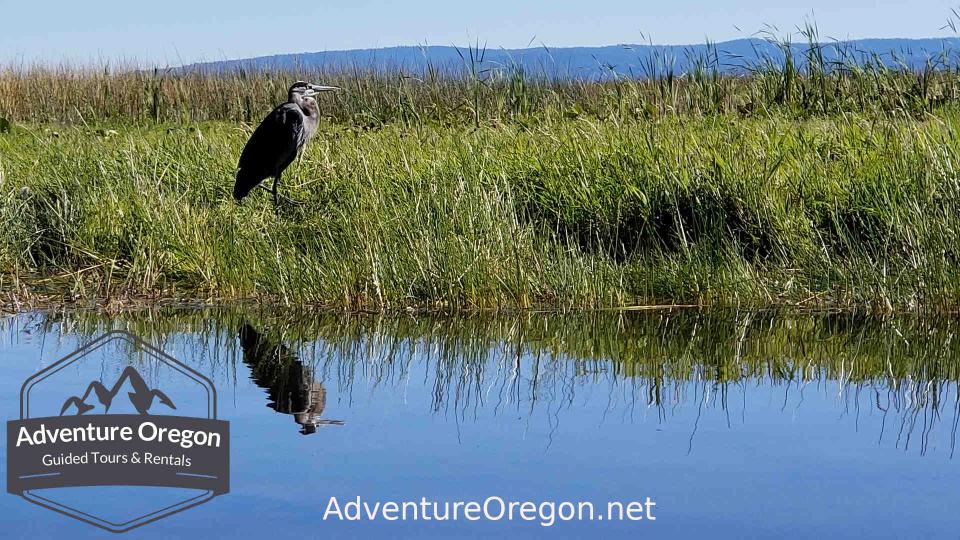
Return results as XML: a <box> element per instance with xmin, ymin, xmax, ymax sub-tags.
<box><xmin>3</xmin><ymin>33</ymin><xmax>960</xmax><ymax>311</ymax></box>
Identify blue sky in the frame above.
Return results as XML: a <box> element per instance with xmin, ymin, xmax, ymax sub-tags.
<box><xmin>1</xmin><ymin>0</ymin><xmax>958</xmax><ymax>65</ymax></box>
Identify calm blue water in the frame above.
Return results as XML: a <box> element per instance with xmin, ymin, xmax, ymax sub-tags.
<box><xmin>0</xmin><ymin>310</ymin><xmax>957</xmax><ymax>538</ymax></box>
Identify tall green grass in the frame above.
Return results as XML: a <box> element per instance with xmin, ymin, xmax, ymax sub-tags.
<box><xmin>2</xmin><ymin>109</ymin><xmax>960</xmax><ymax>311</ymax></box>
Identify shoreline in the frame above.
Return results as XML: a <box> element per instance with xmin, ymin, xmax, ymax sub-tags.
<box><xmin>4</xmin><ymin>289</ymin><xmax>959</xmax><ymax>317</ymax></box>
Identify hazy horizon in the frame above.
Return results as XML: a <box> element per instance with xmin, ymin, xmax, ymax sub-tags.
<box><xmin>2</xmin><ymin>0</ymin><xmax>960</xmax><ymax>66</ymax></box>
<box><xmin>6</xmin><ymin>36</ymin><xmax>960</xmax><ymax>71</ymax></box>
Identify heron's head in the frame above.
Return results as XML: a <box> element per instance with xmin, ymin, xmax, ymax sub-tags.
<box><xmin>288</xmin><ymin>81</ymin><xmax>339</xmax><ymax>102</ymax></box>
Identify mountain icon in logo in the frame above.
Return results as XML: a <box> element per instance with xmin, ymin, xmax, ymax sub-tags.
<box><xmin>59</xmin><ymin>365</ymin><xmax>177</xmax><ymax>416</ymax></box>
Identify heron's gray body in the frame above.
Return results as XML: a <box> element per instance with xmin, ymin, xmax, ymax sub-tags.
<box><xmin>233</xmin><ymin>82</ymin><xmax>333</xmax><ymax>203</ymax></box>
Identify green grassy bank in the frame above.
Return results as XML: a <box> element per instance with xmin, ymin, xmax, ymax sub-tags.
<box><xmin>2</xmin><ymin>104</ymin><xmax>960</xmax><ymax>311</ymax></box>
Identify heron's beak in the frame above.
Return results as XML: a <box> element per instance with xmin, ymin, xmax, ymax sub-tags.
<box><xmin>309</xmin><ymin>84</ymin><xmax>340</xmax><ymax>92</ymax></box>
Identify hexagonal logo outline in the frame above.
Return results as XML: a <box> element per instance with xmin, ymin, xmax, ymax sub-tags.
<box><xmin>7</xmin><ymin>330</ymin><xmax>229</xmax><ymax>533</ymax></box>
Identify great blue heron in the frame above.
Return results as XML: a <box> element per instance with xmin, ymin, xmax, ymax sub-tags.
<box><xmin>233</xmin><ymin>81</ymin><xmax>339</xmax><ymax>205</ymax></box>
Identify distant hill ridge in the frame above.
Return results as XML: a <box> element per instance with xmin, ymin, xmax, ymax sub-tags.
<box><xmin>184</xmin><ymin>37</ymin><xmax>960</xmax><ymax>78</ymax></box>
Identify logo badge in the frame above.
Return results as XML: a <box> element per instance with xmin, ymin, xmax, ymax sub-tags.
<box><xmin>7</xmin><ymin>330</ymin><xmax>229</xmax><ymax>532</ymax></box>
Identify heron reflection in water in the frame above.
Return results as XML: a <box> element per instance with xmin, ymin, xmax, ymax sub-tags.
<box><xmin>238</xmin><ymin>323</ymin><xmax>344</xmax><ymax>434</ymax></box>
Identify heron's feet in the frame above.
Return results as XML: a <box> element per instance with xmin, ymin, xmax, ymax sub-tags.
<box><xmin>271</xmin><ymin>192</ymin><xmax>306</xmax><ymax>216</ymax></box>
<box><xmin>276</xmin><ymin>193</ymin><xmax>305</xmax><ymax>207</ymax></box>
<box><xmin>260</xmin><ymin>182</ymin><xmax>306</xmax><ymax>212</ymax></box>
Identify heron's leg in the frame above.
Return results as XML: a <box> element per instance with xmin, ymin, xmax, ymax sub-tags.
<box><xmin>274</xmin><ymin>173</ymin><xmax>305</xmax><ymax>207</ymax></box>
